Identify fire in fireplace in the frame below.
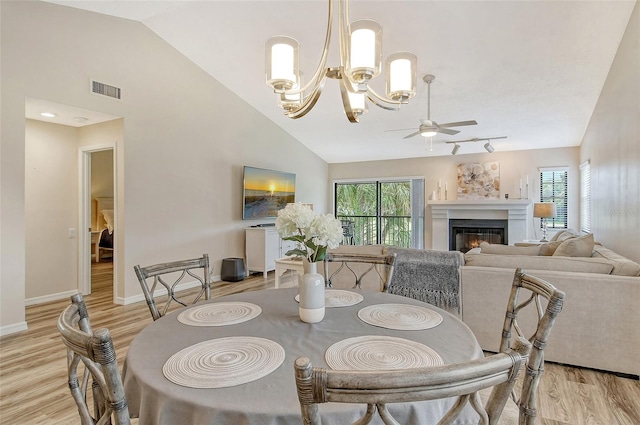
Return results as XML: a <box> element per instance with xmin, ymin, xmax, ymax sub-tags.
<box><xmin>449</xmin><ymin>219</ymin><xmax>508</xmax><ymax>252</ymax></box>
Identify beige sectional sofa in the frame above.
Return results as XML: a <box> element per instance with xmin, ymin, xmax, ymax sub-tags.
<box><xmin>327</xmin><ymin>233</ymin><xmax>640</xmax><ymax>376</ymax></box>
<box><xmin>463</xmin><ymin>230</ymin><xmax>639</xmax><ymax>376</ymax></box>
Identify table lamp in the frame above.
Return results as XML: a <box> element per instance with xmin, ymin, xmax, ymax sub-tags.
<box><xmin>533</xmin><ymin>202</ymin><xmax>557</xmax><ymax>242</ymax></box>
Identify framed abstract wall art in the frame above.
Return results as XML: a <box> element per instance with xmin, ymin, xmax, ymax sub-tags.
<box><xmin>457</xmin><ymin>162</ymin><xmax>500</xmax><ymax>199</ymax></box>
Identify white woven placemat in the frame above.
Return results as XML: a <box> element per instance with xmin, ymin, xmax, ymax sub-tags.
<box><xmin>162</xmin><ymin>337</ymin><xmax>285</xmax><ymax>388</ymax></box>
<box><xmin>325</xmin><ymin>335</ymin><xmax>444</xmax><ymax>370</ymax></box>
<box><xmin>177</xmin><ymin>302</ymin><xmax>261</xmax><ymax>327</ymax></box>
<box><xmin>357</xmin><ymin>303</ymin><xmax>443</xmax><ymax>330</ymax></box>
<box><xmin>294</xmin><ymin>289</ymin><xmax>364</xmax><ymax>307</ymax></box>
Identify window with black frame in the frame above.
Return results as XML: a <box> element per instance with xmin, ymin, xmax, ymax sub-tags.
<box><xmin>539</xmin><ymin>168</ymin><xmax>568</xmax><ymax>229</ymax></box>
<box><xmin>334</xmin><ymin>179</ymin><xmax>424</xmax><ymax>248</ymax></box>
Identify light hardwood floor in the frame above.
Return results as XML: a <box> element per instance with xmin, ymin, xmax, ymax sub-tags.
<box><xmin>0</xmin><ymin>260</ymin><xmax>638</xmax><ymax>424</ymax></box>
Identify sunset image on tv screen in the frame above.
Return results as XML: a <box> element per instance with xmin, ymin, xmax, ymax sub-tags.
<box><xmin>243</xmin><ymin>167</ymin><xmax>295</xmax><ymax>219</ymax></box>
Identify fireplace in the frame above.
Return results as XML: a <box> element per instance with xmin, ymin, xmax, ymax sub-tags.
<box><xmin>429</xmin><ymin>200</ymin><xmax>531</xmax><ymax>250</ymax></box>
<box><xmin>449</xmin><ymin>219</ymin><xmax>508</xmax><ymax>252</ymax></box>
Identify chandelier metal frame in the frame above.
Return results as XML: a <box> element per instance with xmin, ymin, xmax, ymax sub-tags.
<box><xmin>266</xmin><ymin>0</ymin><xmax>417</xmax><ymax>123</ymax></box>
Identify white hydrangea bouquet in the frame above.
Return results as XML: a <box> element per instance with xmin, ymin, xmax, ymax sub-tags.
<box><xmin>275</xmin><ymin>203</ymin><xmax>343</xmax><ymax>263</ymax></box>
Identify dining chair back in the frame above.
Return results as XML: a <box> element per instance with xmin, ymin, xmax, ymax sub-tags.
<box><xmin>57</xmin><ymin>294</ymin><xmax>130</xmax><ymax>425</ymax></box>
<box><xmin>500</xmin><ymin>267</ymin><xmax>565</xmax><ymax>425</ymax></box>
<box><xmin>386</xmin><ymin>247</ymin><xmax>464</xmax><ymax>316</ymax></box>
<box><xmin>294</xmin><ymin>341</ymin><xmax>530</xmax><ymax>425</ymax></box>
<box><xmin>324</xmin><ymin>252</ymin><xmax>397</xmax><ymax>292</ymax></box>
<box><xmin>134</xmin><ymin>253</ymin><xmax>211</xmax><ymax>320</ymax></box>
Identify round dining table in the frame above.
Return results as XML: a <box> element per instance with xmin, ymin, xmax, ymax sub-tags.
<box><xmin>123</xmin><ymin>287</ymin><xmax>484</xmax><ymax>425</ymax></box>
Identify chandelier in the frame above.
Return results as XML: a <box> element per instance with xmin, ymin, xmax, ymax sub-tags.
<box><xmin>265</xmin><ymin>0</ymin><xmax>417</xmax><ymax>123</ymax></box>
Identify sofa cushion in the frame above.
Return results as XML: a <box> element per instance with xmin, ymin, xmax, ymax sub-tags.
<box><xmin>538</xmin><ymin>240</ymin><xmax>564</xmax><ymax>256</ymax></box>
<box><xmin>480</xmin><ymin>242</ymin><xmax>540</xmax><ymax>256</ymax></box>
<box><xmin>463</xmin><ymin>252</ymin><xmax>614</xmax><ymax>274</ymax></box>
<box><xmin>553</xmin><ymin>233</ymin><xmax>594</xmax><ymax>257</ymax></box>
<box><xmin>592</xmin><ymin>245</ymin><xmax>640</xmax><ymax>276</ymax></box>
<box><xmin>550</xmin><ymin>229</ymin><xmax>579</xmax><ymax>242</ymax></box>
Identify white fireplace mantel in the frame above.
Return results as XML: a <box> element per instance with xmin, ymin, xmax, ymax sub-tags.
<box><xmin>429</xmin><ymin>200</ymin><xmax>532</xmax><ymax>250</ymax></box>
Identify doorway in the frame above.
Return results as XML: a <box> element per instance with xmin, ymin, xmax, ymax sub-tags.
<box><xmin>24</xmin><ymin>97</ymin><xmax>121</xmax><ymax>307</ymax></box>
<box><xmin>80</xmin><ymin>145</ymin><xmax>117</xmax><ymax>297</ymax></box>
<box><xmin>89</xmin><ymin>149</ymin><xmax>115</xmax><ymax>292</ymax></box>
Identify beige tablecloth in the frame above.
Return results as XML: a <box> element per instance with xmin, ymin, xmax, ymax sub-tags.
<box><xmin>123</xmin><ymin>288</ymin><xmax>483</xmax><ymax>425</ymax></box>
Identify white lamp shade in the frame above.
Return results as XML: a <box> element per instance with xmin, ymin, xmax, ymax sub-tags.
<box><xmin>533</xmin><ymin>203</ymin><xmax>557</xmax><ymax>218</ymax></box>
<box><xmin>386</xmin><ymin>52</ymin><xmax>417</xmax><ymax>101</ymax></box>
<box><xmin>348</xmin><ymin>19</ymin><xmax>381</xmax><ymax>83</ymax></box>
<box><xmin>347</xmin><ymin>92</ymin><xmax>367</xmax><ymax>113</ymax></box>
<box><xmin>266</xmin><ymin>36</ymin><xmax>299</xmax><ymax>91</ymax></box>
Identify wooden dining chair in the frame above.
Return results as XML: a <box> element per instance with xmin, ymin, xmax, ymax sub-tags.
<box><xmin>500</xmin><ymin>268</ymin><xmax>565</xmax><ymax>425</ymax></box>
<box><xmin>386</xmin><ymin>247</ymin><xmax>464</xmax><ymax>316</ymax></box>
<box><xmin>57</xmin><ymin>293</ymin><xmax>131</xmax><ymax>425</ymax></box>
<box><xmin>134</xmin><ymin>253</ymin><xmax>211</xmax><ymax>321</ymax></box>
<box><xmin>294</xmin><ymin>341</ymin><xmax>530</xmax><ymax>425</ymax></box>
<box><xmin>324</xmin><ymin>252</ymin><xmax>397</xmax><ymax>292</ymax></box>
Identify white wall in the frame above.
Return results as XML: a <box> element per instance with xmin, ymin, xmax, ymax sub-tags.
<box><xmin>329</xmin><ymin>147</ymin><xmax>580</xmax><ymax>248</ymax></box>
<box><xmin>580</xmin><ymin>1</ymin><xmax>640</xmax><ymax>263</ymax></box>
<box><xmin>0</xmin><ymin>1</ymin><xmax>328</xmax><ymax>334</ymax></box>
<box><xmin>24</xmin><ymin>120</ymin><xmax>80</xmax><ymax>302</ymax></box>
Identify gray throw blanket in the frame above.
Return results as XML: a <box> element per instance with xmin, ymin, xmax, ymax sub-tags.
<box><xmin>386</xmin><ymin>246</ymin><xmax>463</xmax><ymax>316</ymax></box>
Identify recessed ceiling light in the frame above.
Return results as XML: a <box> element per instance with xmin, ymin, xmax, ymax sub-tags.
<box><xmin>40</xmin><ymin>112</ymin><xmax>57</xmax><ymax>118</ymax></box>
<box><xmin>74</xmin><ymin>117</ymin><xmax>89</xmax><ymax>123</ymax></box>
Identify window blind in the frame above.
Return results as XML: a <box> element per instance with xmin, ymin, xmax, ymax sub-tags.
<box><xmin>580</xmin><ymin>161</ymin><xmax>591</xmax><ymax>233</ymax></box>
<box><xmin>539</xmin><ymin>168</ymin><xmax>568</xmax><ymax>229</ymax></box>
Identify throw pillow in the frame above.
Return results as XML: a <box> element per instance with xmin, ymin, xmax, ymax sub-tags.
<box><xmin>538</xmin><ymin>240</ymin><xmax>564</xmax><ymax>256</ymax></box>
<box><xmin>480</xmin><ymin>242</ymin><xmax>541</xmax><ymax>256</ymax></box>
<box><xmin>549</xmin><ymin>229</ymin><xmax>579</xmax><ymax>242</ymax></box>
<box><xmin>553</xmin><ymin>233</ymin><xmax>595</xmax><ymax>257</ymax></box>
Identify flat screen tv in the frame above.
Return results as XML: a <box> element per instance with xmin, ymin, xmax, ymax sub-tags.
<box><xmin>243</xmin><ymin>166</ymin><xmax>296</xmax><ymax>220</ymax></box>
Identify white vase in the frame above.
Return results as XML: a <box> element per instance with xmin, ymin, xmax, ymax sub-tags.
<box><xmin>299</xmin><ymin>260</ymin><xmax>325</xmax><ymax>323</ymax></box>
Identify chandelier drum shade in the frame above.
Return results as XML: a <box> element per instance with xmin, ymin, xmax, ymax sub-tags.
<box><xmin>265</xmin><ymin>0</ymin><xmax>417</xmax><ymax>123</ymax></box>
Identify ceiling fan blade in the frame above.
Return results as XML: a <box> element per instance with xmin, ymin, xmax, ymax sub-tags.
<box><xmin>438</xmin><ymin>128</ymin><xmax>460</xmax><ymax>135</ymax></box>
<box><xmin>403</xmin><ymin>131</ymin><xmax>422</xmax><ymax>139</ymax></box>
<box><xmin>385</xmin><ymin>128</ymin><xmax>418</xmax><ymax>132</ymax></box>
<box><xmin>439</xmin><ymin>120</ymin><xmax>478</xmax><ymax>128</ymax></box>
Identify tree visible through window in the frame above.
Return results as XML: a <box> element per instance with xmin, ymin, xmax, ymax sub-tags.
<box><xmin>539</xmin><ymin>168</ymin><xmax>568</xmax><ymax>229</ymax></box>
<box><xmin>334</xmin><ymin>180</ymin><xmax>423</xmax><ymax>248</ymax></box>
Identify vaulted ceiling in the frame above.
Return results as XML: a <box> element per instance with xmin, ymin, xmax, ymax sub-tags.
<box><xmin>42</xmin><ymin>1</ymin><xmax>636</xmax><ymax>163</ymax></box>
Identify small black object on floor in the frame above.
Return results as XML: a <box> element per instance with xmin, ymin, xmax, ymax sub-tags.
<box><xmin>221</xmin><ymin>258</ymin><xmax>246</xmax><ymax>282</ymax></box>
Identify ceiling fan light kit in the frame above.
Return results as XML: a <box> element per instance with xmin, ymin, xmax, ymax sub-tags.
<box><xmin>265</xmin><ymin>0</ymin><xmax>417</xmax><ymax>123</ymax></box>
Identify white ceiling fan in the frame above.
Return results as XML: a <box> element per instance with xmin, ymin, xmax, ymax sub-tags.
<box><xmin>389</xmin><ymin>74</ymin><xmax>478</xmax><ymax>139</ymax></box>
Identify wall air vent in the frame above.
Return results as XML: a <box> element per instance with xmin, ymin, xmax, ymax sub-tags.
<box><xmin>91</xmin><ymin>80</ymin><xmax>121</xmax><ymax>100</ymax></box>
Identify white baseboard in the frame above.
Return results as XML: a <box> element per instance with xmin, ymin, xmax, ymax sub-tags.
<box><xmin>0</xmin><ymin>321</ymin><xmax>28</xmax><ymax>337</ymax></box>
<box><xmin>25</xmin><ymin>289</ymin><xmax>79</xmax><ymax>307</ymax></box>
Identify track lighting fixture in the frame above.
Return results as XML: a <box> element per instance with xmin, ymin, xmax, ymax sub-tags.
<box><xmin>444</xmin><ymin>136</ymin><xmax>507</xmax><ymax>155</ymax></box>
